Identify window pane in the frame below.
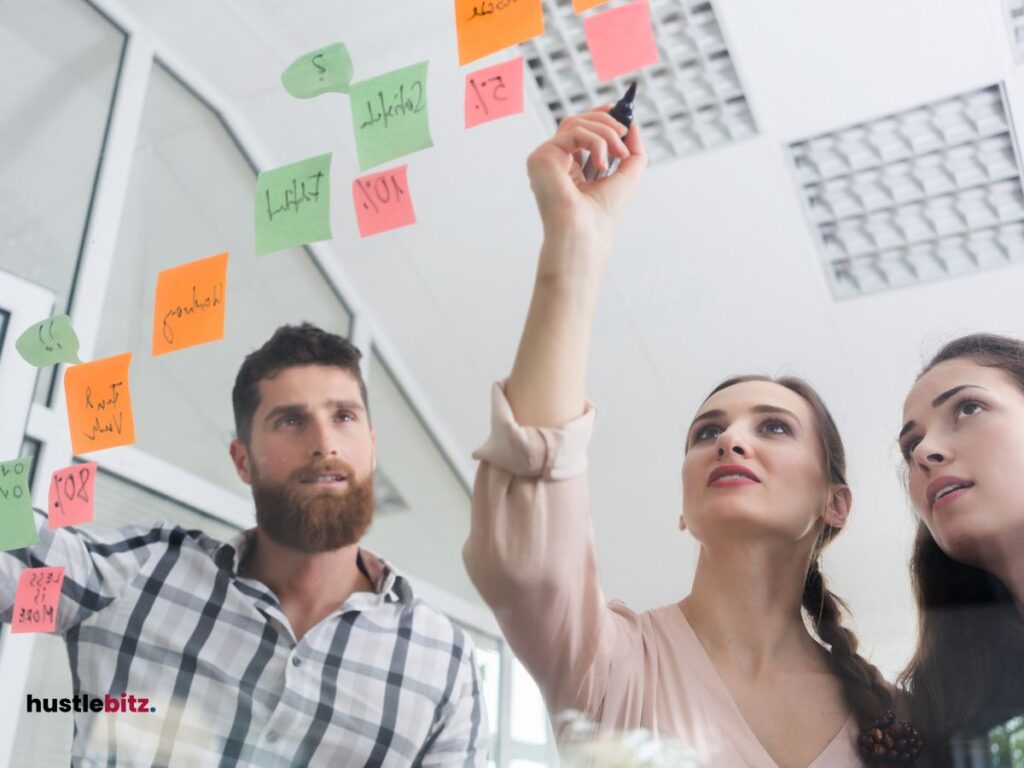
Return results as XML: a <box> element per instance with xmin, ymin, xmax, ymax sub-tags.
<box><xmin>455</xmin><ymin>623</ymin><xmax>502</xmax><ymax>765</ymax></box>
<box><xmin>93</xmin><ymin>63</ymin><xmax>352</xmax><ymax>495</ymax></box>
<box><xmin>0</xmin><ymin>0</ymin><xmax>126</xmax><ymax>405</ymax></box>
<box><xmin>511</xmin><ymin>660</ymin><xmax>550</xmax><ymax>747</ymax></box>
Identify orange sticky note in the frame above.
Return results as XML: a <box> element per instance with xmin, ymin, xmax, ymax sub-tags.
<box><xmin>12</xmin><ymin>566</ymin><xmax>65</xmax><ymax>633</ymax></box>
<box><xmin>64</xmin><ymin>353</ymin><xmax>136</xmax><ymax>455</ymax></box>
<box><xmin>583</xmin><ymin>1</ymin><xmax>660</xmax><ymax>82</ymax></box>
<box><xmin>48</xmin><ymin>463</ymin><xmax>97</xmax><ymax>530</ymax></box>
<box><xmin>465</xmin><ymin>57</ymin><xmax>525</xmax><ymax>129</ymax></box>
<box><xmin>152</xmin><ymin>252</ymin><xmax>228</xmax><ymax>356</ymax></box>
<box><xmin>352</xmin><ymin>165</ymin><xmax>417</xmax><ymax>237</ymax></box>
<box><xmin>455</xmin><ymin>0</ymin><xmax>544</xmax><ymax>66</ymax></box>
<box><xmin>573</xmin><ymin>0</ymin><xmax>610</xmax><ymax>11</ymax></box>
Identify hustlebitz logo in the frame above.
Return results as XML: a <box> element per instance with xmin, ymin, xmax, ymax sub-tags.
<box><xmin>26</xmin><ymin>692</ymin><xmax>156</xmax><ymax>714</ymax></box>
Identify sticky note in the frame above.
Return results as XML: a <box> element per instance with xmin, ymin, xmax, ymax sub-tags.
<box><xmin>583</xmin><ymin>1</ymin><xmax>660</xmax><ymax>82</ymax></box>
<box><xmin>0</xmin><ymin>457</ymin><xmax>37</xmax><ymax>553</ymax></box>
<box><xmin>152</xmin><ymin>252</ymin><xmax>228</xmax><ymax>356</ymax></box>
<box><xmin>12</xmin><ymin>566</ymin><xmax>65</xmax><ymax>634</ymax></box>
<box><xmin>352</xmin><ymin>165</ymin><xmax>417</xmax><ymax>237</ymax></box>
<box><xmin>455</xmin><ymin>0</ymin><xmax>544</xmax><ymax>66</ymax></box>
<box><xmin>15</xmin><ymin>314</ymin><xmax>83</xmax><ymax>367</ymax></box>
<box><xmin>465</xmin><ymin>57</ymin><xmax>525</xmax><ymax>129</ymax></box>
<box><xmin>255</xmin><ymin>153</ymin><xmax>332</xmax><ymax>257</ymax></box>
<box><xmin>349</xmin><ymin>62</ymin><xmax>433</xmax><ymax>171</ymax></box>
<box><xmin>48</xmin><ymin>463</ymin><xmax>97</xmax><ymax>530</ymax></box>
<box><xmin>64</xmin><ymin>353</ymin><xmax>136</xmax><ymax>455</ymax></box>
<box><xmin>573</xmin><ymin>0</ymin><xmax>610</xmax><ymax>11</ymax></box>
<box><xmin>282</xmin><ymin>42</ymin><xmax>354</xmax><ymax>98</ymax></box>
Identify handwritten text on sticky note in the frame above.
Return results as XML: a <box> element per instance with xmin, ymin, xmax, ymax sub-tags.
<box><xmin>353</xmin><ymin>166</ymin><xmax>417</xmax><ymax>238</ymax></box>
<box><xmin>65</xmin><ymin>353</ymin><xmax>136</xmax><ymax>455</ymax></box>
<box><xmin>0</xmin><ymin>456</ymin><xmax>38</xmax><ymax>552</ymax></box>
<box><xmin>455</xmin><ymin>0</ymin><xmax>544</xmax><ymax>66</ymax></box>
<box><xmin>153</xmin><ymin>252</ymin><xmax>228</xmax><ymax>356</ymax></box>
<box><xmin>349</xmin><ymin>62</ymin><xmax>433</xmax><ymax>171</ymax></box>
<box><xmin>465</xmin><ymin>57</ymin><xmax>525</xmax><ymax>129</ymax></box>
<box><xmin>48</xmin><ymin>463</ymin><xmax>97</xmax><ymax>530</ymax></box>
<box><xmin>282</xmin><ymin>42</ymin><xmax>354</xmax><ymax>98</ymax></box>
<box><xmin>15</xmin><ymin>314</ymin><xmax>83</xmax><ymax>367</ymax></box>
<box><xmin>12</xmin><ymin>566</ymin><xmax>65</xmax><ymax>633</ymax></box>
<box><xmin>583</xmin><ymin>1</ymin><xmax>660</xmax><ymax>82</ymax></box>
<box><xmin>255</xmin><ymin>153</ymin><xmax>332</xmax><ymax>257</ymax></box>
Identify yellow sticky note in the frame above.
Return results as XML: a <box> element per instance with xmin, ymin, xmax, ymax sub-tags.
<box><xmin>152</xmin><ymin>252</ymin><xmax>228</xmax><ymax>356</ymax></box>
<box><xmin>455</xmin><ymin>0</ymin><xmax>544</xmax><ymax>66</ymax></box>
<box><xmin>64</xmin><ymin>354</ymin><xmax>136</xmax><ymax>455</ymax></box>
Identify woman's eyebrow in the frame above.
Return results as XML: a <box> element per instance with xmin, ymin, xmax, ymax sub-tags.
<box><xmin>899</xmin><ymin>384</ymin><xmax>989</xmax><ymax>439</ymax></box>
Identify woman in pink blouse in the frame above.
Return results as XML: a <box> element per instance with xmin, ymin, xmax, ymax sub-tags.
<box><xmin>464</xmin><ymin>110</ymin><xmax>916</xmax><ymax>767</ymax></box>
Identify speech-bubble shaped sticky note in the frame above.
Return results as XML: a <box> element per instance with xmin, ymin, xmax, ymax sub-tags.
<box><xmin>584</xmin><ymin>2</ymin><xmax>660</xmax><ymax>82</ymax></box>
<box><xmin>64</xmin><ymin>353</ymin><xmax>136</xmax><ymax>455</ymax></box>
<box><xmin>12</xmin><ymin>566</ymin><xmax>65</xmax><ymax>633</ymax></box>
<box><xmin>573</xmin><ymin>0</ymin><xmax>610</xmax><ymax>12</ymax></box>
<box><xmin>465</xmin><ymin>57</ymin><xmax>525</xmax><ymax>129</ymax></box>
<box><xmin>455</xmin><ymin>0</ymin><xmax>544</xmax><ymax>66</ymax></box>
<box><xmin>352</xmin><ymin>165</ymin><xmax>417</xmax><ymax>238</ymax></box>
<box><xmin>0</xmin><ymin>456</ymin><xmax>38</xmax><ymax>552</ymax></box>
<box><xmin>152</xmin><ymin>252</ymin><xmax>228</xmax><ymax>356</ymax></box>
<box><xmin>349</xmin><ymin>62</ymin><xmax>433</xmax><ymax>171</ymax></box>
<box><xmin>48</xmin><ymin>462</ymin><xmax>97</xmax><ymax>530</ymax></box>
<box><xmin>282</xmin><ymin>42</ymin><xmax>354</xmax><ymax>98</ymax></box>
<box><xmin>255</xmin><ymin>153</ymin><xmax>332</xmax><ymax>257</ymax></box>
<box><xmin>15</xmin><ymin>314</ymin><xmax>83</xmax><ymax>367</ymax></box>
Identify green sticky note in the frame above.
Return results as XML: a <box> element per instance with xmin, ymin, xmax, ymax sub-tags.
<box><xmin>15</xmin><ymin>314</ymin><xmax>83</xmax><ymax>367</ymax></box>
<box><xmin>349</xmin><ymin>61</ymin><xmax>433</xmax><ymax>171</ymax></box>
<box><xmin>255</xmin><ymin>153</ymin><xmax>333</xmax><ymax>257</ymax></box>
<box><xmin>282</xmin><ymin>42</ymin><xmax>354</xmax><ymax>98</ymax></box>
<box><xmin>0</xmin><ymin>457</ymin><xmax>38</xmax><ymax>552</ymax></box>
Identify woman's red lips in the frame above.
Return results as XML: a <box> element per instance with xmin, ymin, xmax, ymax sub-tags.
<box><xmin>707</xmin><ymin>465</ymin><xmax>761</xmax><ymax>486</ymax></box>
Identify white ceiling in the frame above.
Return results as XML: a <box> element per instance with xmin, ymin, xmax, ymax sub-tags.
<box><xmin>96</xmin><ymin>0</ymin><xmax>1024</xmax><ymax>676</ymax></box>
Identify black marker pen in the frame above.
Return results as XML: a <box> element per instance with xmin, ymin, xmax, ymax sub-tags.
<box><xmin>581</xmin><ymin>81</ymin><xmax>638</xmax><ymax>182</ymax></box>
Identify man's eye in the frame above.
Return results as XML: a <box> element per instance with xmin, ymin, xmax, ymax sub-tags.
<box><xmin>337</xmin><ymin>411</ymin><xmax>354</xmax><ymax>422</ymax></box>
<box><xmin>279</xmin><ymin>415</ymin><xmax>301</xmax><ymax>427</ymax></box>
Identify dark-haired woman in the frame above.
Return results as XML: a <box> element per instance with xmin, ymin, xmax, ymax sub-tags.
<box><xmin>898</xmin><ymin>333</ymin><xmax>1024</xmax><ymax>764</ymax></box>
<box><xmin>463</xmin><ymin>109</ymin><xmax>911</xmax><ymax>767</ymax></box>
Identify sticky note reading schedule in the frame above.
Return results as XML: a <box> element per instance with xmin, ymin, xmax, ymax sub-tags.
<box><xmin>13</xmin><ymin>566</ymin><xmax>65</xmax><ymax>634</ymax></box>
<box><xmin>465</xmin><ymin>57</ymin><xmax>525</xmax><ymax>129</ymax></box>
<box><xmin>64</xmin><ymin>353</ymin><xmax>136</xmax><ymax>455</ymax></box>
<box><xmin>255</xmin><ymin>153</ymin><xmax>332</xmax><ymax>257</ymax></box>
<box><xmin>0</xmin><ymin>456</ymin><xmax>38</xmax><ymax>553</ymax></box>
<box><xmin>153</xmin><ymin>252</ymin><xmax>228</xmax><ymax>356</ymax></box>
<box><xmin>49</xmin><ymin>463</ymin><xmax>97</xmax><ymax>530</ymax></box>
<box><xmin>352</xmin><ymin>165</ymin><xmax>417</xmax><ymax>237</ymax></box>
<box><xmin>349</xmin><ymin>62</ymin><xmax>433</xmax><ymax>171</ymax></box>
<box><xmin>455</xmin><ymin>0</ymin><xmax>544</xmax><ymax>65</ymax></box>
<box><xmin>584</xmin><ymin>1</ymin><xmax>660</xmax><ymax>82</ymax></box>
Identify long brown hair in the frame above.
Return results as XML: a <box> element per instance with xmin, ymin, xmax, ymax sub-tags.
<box><xmin>702</xmin><ymin>375</ymin><xmax>893</xmax><ymax>730</ymax></box>
<box><xmin>898</xmin><ymin>334</ymin><xmax>1024</xmax><ymax>765</ymax></box>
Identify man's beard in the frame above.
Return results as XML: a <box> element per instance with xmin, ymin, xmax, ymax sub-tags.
<box><xmin>250</xmin><ymin>460</ymin><xmax>374</xmax><ymax>553</ymax></box>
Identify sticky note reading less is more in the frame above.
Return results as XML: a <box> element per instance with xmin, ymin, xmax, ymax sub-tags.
<box><xmin>455</xmin><ymin>0</ymin><xmax>544</xmax><ymax>65</ymax></box>
<box><xmin>64</xmin><ymin>353</ymin><xmax>136</xmax><ymax>455</ymax></box>
<box><xmin>0</xmin><ymin>456</ymin><xmax>38</xmax><ymax>553</ymax></box>
<box><xmin>49</xmin><ymin>463</ymin><xmax>98</xmax><ymax>530</ymax></box>
<box><xmin>583</xmin><ymin>1</ymin><xmax>660</xmax><ymax>83</ymax></box>
<box><xmin>13</xmin><ymin>566</ymin><xmax>65</xmax><ymax>634</ymax></box>
<box><xmin>153</xmin><ymin>252</ymin><xmax>228</xmax><ymax>356</ymax></box>
<box><xmin>349</xmin><ymin>62</ymin><xmax>433</xmax><ymax>171</ymax></box>
<box><xmin>281</xmin><ymin>42</ymin><xmax>354</xmax><ymax>98</ymax></box>
<box><xmin>255</xmin><ymin>153</ymin><xmax>332</xmax><ymax>257</ymax></box>
<box><xmin>353</xmin><ymin>165</ymin><xmax>416</xmax><ymax>238</ymax></box>
<box><xmin>16</xmin><ymin>314</ymin><xmax>83</xmax><ymax>367</ymax></box>
<box><xmin>465</xmin><ymin>57</ymin><xmax>525</xmax><ymax>129</ymax></box>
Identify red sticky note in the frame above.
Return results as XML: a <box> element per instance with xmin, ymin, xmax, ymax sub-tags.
<box><xmin>465</xmin><ymin>57</ymin><xmax>525</xmax><ymax>129</ymax></box>
<box><xmin>352</xmin><ymin>165</ymin><xmax>417</xmax><ymax>237</ymax></box>
<box><xmin>583</xmin><ymin>1</ymin><xmax>660</xmax><ymax>82</ymax></box>
<box><xmin>64</xmin><ymin>353</ymin><xmax>136</xmax><ymax>455</ymax></box>
<box><xmin>12</xmin><ymin>566</ymin><xmax>65</xmax><ymax>634</ymax></box>
<box><xmin>48</xmin><ymin>463</ymin><xmax>97</xmax><ymax>530</ymax></box>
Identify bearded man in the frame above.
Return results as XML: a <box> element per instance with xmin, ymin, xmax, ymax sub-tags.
<box><xmin>0</xmin><ymin>323</ymin><xmax>488</xmax><ymax>767</ymax></box>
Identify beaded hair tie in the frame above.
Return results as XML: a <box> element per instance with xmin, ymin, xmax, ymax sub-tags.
<box><xmin>857</xmin><ymin>711</ymin><xmax>924</xmax><ymax>765</ymax></box>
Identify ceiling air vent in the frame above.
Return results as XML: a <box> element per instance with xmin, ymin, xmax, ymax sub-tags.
<box><xmin>520</xmin><ymin>0</ymin><xmax>756</xmax><ymax>164</ymax></box>
<box><xmin>788</xmin><ymin>84</ymin><xmax>1024</xmax><ymax>298</ymax></box>
<box><xmin>1003</xmin><ymin>0</ymin><xmax>1024</xmax><ymax>62</ymax></box>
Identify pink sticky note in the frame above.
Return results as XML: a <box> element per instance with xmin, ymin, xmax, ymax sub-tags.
<box><xmin>12</xmin><ymin>566</ymin><xmax>65</xmax><ymax>633</ymax></box>
<box><xmin>465</xmin><ymin>57</ymin><xmax>525</xmax><ymax>129</ymax></box>
<box><xmin>48</xmin><ymin>463</ymin><xmax>97</xmax><ymax>530</ymax></box>
<box><xmin>583</xmin><ymin>1</ymin><xmax>660</xmax><ymax>82</ymax></box>
<box><xmin>352</xmin><ymin>165</ymin><xmax>417</xmax><ymax>237</ymax></box>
